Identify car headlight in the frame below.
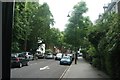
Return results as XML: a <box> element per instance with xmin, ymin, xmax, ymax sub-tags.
<box><xmin>67</xmin><ymin>60</ymin><xmax>70</xmax><ymax>62</ymax></box>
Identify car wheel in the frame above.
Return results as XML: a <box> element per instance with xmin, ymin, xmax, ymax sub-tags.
<box><xmin>68</xmin><ymin>63</ymin><xmax>71</xmax><ymax>66</ymax></box>
<box><xmin>60</xmin><ymin>62</ymin><xmax>62</xmax><ymax>65</ymax></box>
<box><xmin>34</xmin><ymin>56</ymin><xmax>38</xmax><ymax>60</ymax></box>
<box><xmin>55</xmin><ymin>58</ymin><xmax>57</xmax><ymax>60</ymax></box>
<box><xmin>19</xmin><ymin>63</ymin><xmax>22</xmax><ymax>68</ymax></box>
<box><xmin>32</xmin><ymin>57</ymin><xmax>34</xmax><ymax>60</ymax></box>
<box><xmin>26</xmin><ymin>62</ymin><xmax>29</xmax><ymax>66</ymax></box>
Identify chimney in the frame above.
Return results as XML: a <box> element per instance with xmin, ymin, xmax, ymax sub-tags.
<box><xmin>103</xmin><ymin>4</ymin><xmax>108</xmax><ymax>12</ymax></box>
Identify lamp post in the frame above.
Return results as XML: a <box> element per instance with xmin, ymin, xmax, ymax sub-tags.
<box><xmin>67</xmin><ymin>11</ymin><xmax>81</xmax><ymax>64</ymax></box>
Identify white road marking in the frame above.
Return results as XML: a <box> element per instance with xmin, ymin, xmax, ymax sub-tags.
<box><xmin>46</xmin><ymin>66</ymin><xmax>50</xmax><ymax>69</ymax></box>
<box><xmin>67</xmin><ymin>64</ymin><xmax>72</xmax><ymax>72</ymax></box>
<box><xmin>40</xmin><ymin>66</ymin><xmax>50</xmax><ymax>70</ymax></box>
<box><xmin>59</xmin><ymin>66</ymin><xmax>70</xmax><ymax>80</ymax></box>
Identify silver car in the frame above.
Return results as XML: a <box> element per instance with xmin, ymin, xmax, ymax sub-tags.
<box><xmin>21</xmin><ymin>52</ymin><xmax>34</xmax><ymax>60</ymax></box>
<box><xmin>45</xmin><ymin>53</ymin><xmax>54</xmax><ymax>59</ymax></box>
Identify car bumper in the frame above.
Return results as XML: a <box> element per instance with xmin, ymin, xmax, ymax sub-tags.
<box><xmin>60</xmin><ymin>61</ymin><xmax>71</xmax><ymax>65</ymax></box>
<box><xmin>55</xmin><ymin>57</ymin><xmax>61</xmax><ymax>60</ymax></box>
<box><xmin>11</xmin><ymin>62</ymin><xmax>20</xmax><ymax>67</ymax></box>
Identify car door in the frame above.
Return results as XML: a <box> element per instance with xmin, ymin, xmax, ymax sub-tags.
<box><xmin>28</xmin><ymin>52</ymin><xmax>33</xmax><ymax>60</ymax></box>
<box><xmin>18</xmin><ymin>53</ymin><xmax>27</xmax><ymax>65</ymax></box>
<box><xmin>11</xmin><ymin>54</ymin><xmax>18</xmax><ymax>63</ymax></box>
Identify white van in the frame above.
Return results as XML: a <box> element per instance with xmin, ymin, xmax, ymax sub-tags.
<box><xmin>55</xmin><ymin>53</ymin><xmax>63</xmax><ymax>60</ymax></box>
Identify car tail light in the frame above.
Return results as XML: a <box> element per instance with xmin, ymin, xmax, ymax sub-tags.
<box><xmin>16</xmin><ymin>58</ymin><xmax>20</xmax><ymax>62</ymax></box>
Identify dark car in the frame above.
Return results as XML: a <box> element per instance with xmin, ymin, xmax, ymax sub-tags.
<box><xmin>11</xmin><ymin>53</ymin><xmax>29</xmax><ymax>68</ymax></box>
<box><xmin>45</xmin><ymin>53</ymin><xmax>54</xmax><ymax>59</ymax></box>
<box><xmin>60</xmin><ymin>56</ymin><xmax>72</xmax><ymax>65</ymax></box>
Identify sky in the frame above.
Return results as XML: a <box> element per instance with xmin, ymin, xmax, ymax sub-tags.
<box><xmin>39</xmin><ymin>0</ymin><xmax>111</xmax><ymax>31</ymax></box>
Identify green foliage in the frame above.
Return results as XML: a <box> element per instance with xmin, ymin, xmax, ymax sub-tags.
<box><xmin>45</xmin><ymin>49</ymin><xmax>53</xmax><ymax>53</ymax></box>
<box><xmin>12</xmin><ymin>2</ymin><xmax>120</xmax><ymax>79</ymax></box>
<box><xmin>28</xmin><ymin>2</ymin><xmax>54</xmax><ymax>50</ymax></box>
<box><xmin>88</xmin><ymin>13</ymin><xmax>120</xmax><ymax>78</ymax></box>
<box><xmin>73</xmin><ymin>1</ymin><xmax>88</xmax><ymax>14</ymax></box>
<box><xmin>87</xmin><ymin>45</ymin><xmax>96</xmax><ymax>56</ymax></box>
<box><xmin>64</xmin><ymin>1</ymin><xmax>92</xmax><ymax>51</ymax></box>
<box><xmin>11</xmin><ymin>42</ymin><xmax>20</xmax><ymax>52</ymax></box>
<box><xmin>12</xmin><ymin>2</ymin><xmax>54</xmax><ymax>52</ymax></box>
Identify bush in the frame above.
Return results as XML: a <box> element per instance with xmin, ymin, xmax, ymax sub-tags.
<box><xmin>45</xmin><ymin>49</ymin><xmax>53</xmax><ymax>54</ymax></box>
<box><xmin>88</xmin><ymin>13</ymin><xmax>120</xmax><ymax>79</ymax></box>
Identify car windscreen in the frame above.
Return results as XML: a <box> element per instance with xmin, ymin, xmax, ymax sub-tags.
<box><xmin>28</xmin><ymin>52</ymin><xmax>32</xmax><ymax>55</ymax></box>
<box><xmin>56</xmin><ymin>53</ymin><xmax>62</xmax><ymax>56</ymax></box>
<box><xmin>62</xmin><ymin>56</ymin><xmax>70</xmax><ymax>59</ymax></box>
<box><xmin>18</xmin><ymin>54</ymin><xmax>25</xmax><ymax>57</ymax></box>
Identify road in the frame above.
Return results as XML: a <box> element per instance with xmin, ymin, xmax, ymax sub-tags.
<box><xmin>11</xmin><ymin>59</ymin><xmax>69</xmax><ymax>78</ymax></box>
<box><xmin>11</xmin><ymin>57</ymin><xmax>110</xmax><ymax>79</ymax></box>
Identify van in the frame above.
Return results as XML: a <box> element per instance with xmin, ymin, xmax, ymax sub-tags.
<box><xmin>55</xmin><ymin>53</ymin><xmax>63</xmax><ymax>60</ymax></box>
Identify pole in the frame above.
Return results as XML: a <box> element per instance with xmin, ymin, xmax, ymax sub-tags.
<box><xmin>75</xmin><ymin>51</ymin><xmax>77</xmax><ymax>64</ymax></box>
<box><xmin>74</xmin><ymin>38</ymin><xmax>77</xmax><ymax>64</ymax></box>
<box><xmin>0</xmin><ymin>2</ymin><xmax>2</xmax><ymax>79</ymax></box>
<box><xmin>74</xmin><ymin>13</ymin><xmax>78</xmax><ymax>64</ymax></box>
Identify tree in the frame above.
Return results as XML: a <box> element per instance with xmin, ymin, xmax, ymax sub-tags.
<box><xmin>64</xmin><ymin>1</ymin><xmax>92</xmax><ymax>51</ymax></box>
<box><xmin>12</xmin><ymin>2</ymin><xmax>27</xmax><ymax>52</ymax></box>
<box><xmin>46</xmin><ymin>27</ymin><xmax>65</xmax><ymax>51</ymax></box>
<box><xmin>88</xmin><ymin>13</ymin><xmax>120</xmax><ymax>78</ymax></box>
<box><xmin>12</xmin><ymin>2</ymin><xmax>54</xmax><ymax>52</ymax></box>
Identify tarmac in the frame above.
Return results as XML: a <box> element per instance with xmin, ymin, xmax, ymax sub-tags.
<box><xmin>61</xmin><ymin>57</ymin><xmax>110</xmax><ymax>80</ymax></box>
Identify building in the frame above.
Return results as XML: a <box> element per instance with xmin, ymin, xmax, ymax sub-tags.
<box><xmin>103</xmin><ymin>0</ymin><xmax>120</xmax><ymax>14</ymax></box>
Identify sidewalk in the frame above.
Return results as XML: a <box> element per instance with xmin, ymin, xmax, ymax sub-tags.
<box><xmin>62</xmin><ymin>57</ymin><xmax>110</xmax><ymax>79</ymax></box>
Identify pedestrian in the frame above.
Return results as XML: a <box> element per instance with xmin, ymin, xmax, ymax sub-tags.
<box><xmin>89</xmin><ymin>55</ymin><xmax>93</xmax><ymax>65</ymax></box>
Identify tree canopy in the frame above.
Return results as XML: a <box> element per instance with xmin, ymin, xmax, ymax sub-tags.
<box><xmin>64</xmin><ymin>1</ymin><xmax>92</xmax><ymax>50</ymax></box>
<box><xmin>12</xmin><ymin>2</ymin><xmax>54</xmax><ymax>52</ymax></box>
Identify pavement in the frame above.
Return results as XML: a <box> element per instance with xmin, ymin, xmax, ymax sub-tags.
<box><xmin>61</xmin><ymin>57</ymin><xmax>110</xmax><ymax>79</ymax></box>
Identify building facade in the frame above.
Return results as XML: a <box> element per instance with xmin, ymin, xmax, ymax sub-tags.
<box><xmin>103</xmin><ymin>0</ymin><xmax>120</xmax><ymax>13</ymax></box>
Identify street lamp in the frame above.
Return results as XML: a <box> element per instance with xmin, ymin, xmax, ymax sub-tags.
<box><xmin>67</xmin><ymin>11</ymin><xmax>81</xmax><ymax>64</ymax></box>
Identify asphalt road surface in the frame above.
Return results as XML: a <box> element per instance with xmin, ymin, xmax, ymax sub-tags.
<box><xmin>11</xmin><ymin>59</ymin><xmax>69</xmax><ymax>78</ymax></box>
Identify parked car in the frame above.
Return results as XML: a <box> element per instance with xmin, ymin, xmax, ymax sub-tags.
<box><xmin>33</xmin><ymin>53</ymin><xmax>39</xmax><ymax>60</ymax></box>
<box><xmin>79</xmin><ymin>53</ymin><xmax>83</xmax><ymax>56</ymax></box>
<box><xmin>60</xmin><ymin>56</ymin><xmax>72</xmax><ymax>65</ymax></box>
<box><xmin>11</xmin><ymin>53</ymin><xmax>29</xmax><ymax>68</ymax></box>
<box><xmin>35</xmin><ymin>51</ymin><xmax>45</xmax><ymax>59</ymax></box>
<box><xmin>55</xmin><ymin>53</ymin><xmax>63</xmax><ymax>60</ymax></box>
<box><xmin>66</xmin><ymin>53</ymin><xmax>74</xmax><ymax>61</ymax></box>
<box><xmin>21</xmin><ymin>52</ymin><xmax>34</xmax><ymax>60</ymax></box>
<box><xmin>45</xmin><ymin>53</ymin><xmax>54</xmax><ymax>59</ymax></box>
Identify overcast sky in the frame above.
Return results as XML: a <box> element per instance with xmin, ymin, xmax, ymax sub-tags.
<box><xmin>39</xmin><ymin>0</ymin><xmax>111</xmax><ymax>31</ymax></box>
